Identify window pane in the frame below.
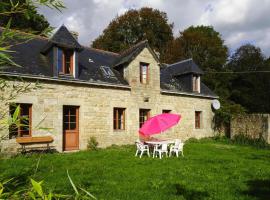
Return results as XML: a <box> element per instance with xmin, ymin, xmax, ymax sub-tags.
<box><xmin>113</xmin><ymin>108</ymin><xmax>125</xmax><ymax>130</ymax></box>
<box><xmin>64</xmin><ymin>122</ymin><xmax>69</xmax><ymax>130</ymax></box>
<box><xmin>57</xmin><ymin>48</ymin><xmax>63</xmax><ymax>72</ymax></box>
<box><xmin>140</xmin><ymin>63</ymin><xmax>149</xmax><ymax>84</ymax></box>
<box><xmin>64</xmin><ymin>50</ymin><xmax>73</xmax><ymax>74</ymax></box>
<box><xmin>70</xmin><ymin>122</ymin><xmax>76</xmax><ymax>130</ymax></box>
<box><xmin>70</xmin><ymin>116</ymin><xmax>76</xmax><ymax>123</ymax></box>
<box><xmin>69</xmin><ymin>107</ymin><xmax>76</xmax><ymax>116</ymax></box>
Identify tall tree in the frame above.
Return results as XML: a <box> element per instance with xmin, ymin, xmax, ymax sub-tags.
<box><xmin>227</xmin><ymin>44</ymin><xmax>270</xmax><ymax>113</ymax></box>
<box><xmin>170</xmin><ymin>26</ymin><xmax>228</xmax><ymax>70</ymax></box>
<box><xmin>163</xmin><ymin>26</ymin><xmax>229</xmax><ymax>94</ymax></box>
<box><xmin>0</xmin><ymin>0</ymin><xmax>51</xmax><ymax>34</ymax></box>
<box><xmin>92</xmin><ymin>7</ymin><xmax>174</xmax><ymax>58</ymax></box>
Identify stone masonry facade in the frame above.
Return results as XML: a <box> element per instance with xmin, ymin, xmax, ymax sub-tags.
<box><xmin>0</xmin><ymin>48</ymin><xmax>216</xmax><ymax>152</ymax></box>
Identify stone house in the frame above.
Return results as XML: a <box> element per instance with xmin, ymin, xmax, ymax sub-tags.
<box><xmin>0</xmin><ymin>26</ymin><xmax>218</xmax><ymax>152</ymax></box>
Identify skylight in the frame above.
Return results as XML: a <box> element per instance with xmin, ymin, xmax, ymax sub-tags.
<box><xmin>101</xmin><ymin>66</ymin><xmax>115</xmax><ymax>78</ymax></box>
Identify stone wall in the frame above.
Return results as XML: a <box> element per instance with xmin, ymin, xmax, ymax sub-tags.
<box><xmin>0</xmin><ymin>47</ymin><xmax>216</xmax><ymax>152</ymax></box>
<box><xmin>231</xmin><ymin>114</ymin><xmax>270</xmax><ymax>143</ymax></box>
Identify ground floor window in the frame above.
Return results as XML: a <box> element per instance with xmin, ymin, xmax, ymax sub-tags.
<box><xmin>162</xmin><ymin>109</ymin><xmax>171</xmax><ymax>113</ymax></box>
<box><xmin>113</xmin><ymin>108</ymin><xmax>126</xmax><ymax>130</ymax></box>
<box><xmin>195</xmin><ymin>111</ymin><xmax>202</xmax><ymax>129</ymax></box>
<box><xmin>9</xmin><ymin>103</ymin><xmax>32</xmax><ymax>138</ymax></box>
<box><xmin>139</xmin><ymin>109</ymin><xmax>150</xmax><ymax>128</ymax></box>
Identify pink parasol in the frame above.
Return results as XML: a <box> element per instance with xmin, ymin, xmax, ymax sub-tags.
<box><xmin>139</xmin><ymin>113</ymin><xmax>181</xmax><ymax>136</ymax></box>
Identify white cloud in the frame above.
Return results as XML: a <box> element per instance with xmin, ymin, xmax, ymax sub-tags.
<box><xmin>38</xmin><ymin>0</ymin><xmax>270</xmax><ymax>56</ymax></box>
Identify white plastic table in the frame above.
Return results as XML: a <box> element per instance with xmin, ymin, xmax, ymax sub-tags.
<box><xmin>145</xmin><ymin>140</ymin><xmax>175</xmax><ymax>157</ymax></box>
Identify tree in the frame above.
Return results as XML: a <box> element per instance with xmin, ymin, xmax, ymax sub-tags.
<box><xmin>227</xmin><ymin>44</ymin><xmax>270</xmax><ymax>113</ymax></box>
<box><xmin>163</xmin><ymin>26</ymin><xmax>229</xmax><ymax>95</ymax></box>
<box><xmin>92</xmin><ymin>7</ymin><xmax>174</xmax><ymax>58</ymax></box>
<box><xmin>0</xmin><ymin>0</ymin><xmax>53</xmax><ymax>35</ymax></box>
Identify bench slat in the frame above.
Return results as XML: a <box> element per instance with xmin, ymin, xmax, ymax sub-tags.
<box><xmin>16</xmin><ymin>136</ymin><xmax>54</xmax><ymax>144</ymax></box>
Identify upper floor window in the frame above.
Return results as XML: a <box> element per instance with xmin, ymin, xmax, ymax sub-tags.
<box><xmin>193</xmin><ymin>75</ymin><xmax>200</xmax><ymax>93</ymax></box>
<box><xmin>57</xmin><ymin>48</ymin><xmax>74</xmax><ymax>75</ymax></box>
<box><xmin>9</xmin><ymin>103</ymin><xmax>32</xmax><ymax>138</ymax></box>
<box><xmin>140</xmin><ymin>62</ymin><xmax>149</xmax><ymax>84</ymax></box>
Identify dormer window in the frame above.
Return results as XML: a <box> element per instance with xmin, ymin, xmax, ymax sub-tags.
<box><xmin>57</xmin><ymin>48</ymin><xmax>74</xmax><ymax>75</ymax></box>
<box><xmin>193</xmin><ymin>75</ymin><xmax>200</xmax><ymax>93</ymax></box>
<box><xmin>140</xmin><ymin>62</ymin><xmax>149</xmax><ymax>84</ymax></box>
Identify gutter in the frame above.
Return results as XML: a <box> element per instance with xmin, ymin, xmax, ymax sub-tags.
<box><xmin>161</xmin><ymin>90</ymin><xmax>219</xmax><ymax>99</ymax></box>
<box><xmin>0</xmin><ymin>72</ymin><xmax>131</xmax><ymax>90</ymax></box>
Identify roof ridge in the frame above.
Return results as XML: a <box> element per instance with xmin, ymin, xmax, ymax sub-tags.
<box><xmin>167</xmin><ymin>58</ymin><xmax>193</xmax><ymax>68</ymax></box>
<box><xmin>83</xmin><ymin>46</ymin><xmax>120</xmax><ymax>56</ymax></box>
<box><xmin>0</xmin><ymin>26</ymin><xmax>49</xmax><ymax>41</ymax></box>
<box><xmin>119</xmin><ymin>39</ymin><xmax>148</xmax><ymax>56</ymax></box>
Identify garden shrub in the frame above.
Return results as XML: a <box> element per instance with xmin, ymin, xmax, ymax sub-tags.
<box><xmin>87</xmin><ymin>136</ymin><xmax>99</xmax><ymax>151</ymax></box>
<box><xmin>232</xmin><ymin>133</ymin><xmax>269</xmax><ymax>149</ymax></box>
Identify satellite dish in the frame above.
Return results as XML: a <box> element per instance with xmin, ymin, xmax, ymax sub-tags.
<box><xmin>212</xmin><ymin>99</ymin><xmax>220</xmax><ymax>110</ymax></box>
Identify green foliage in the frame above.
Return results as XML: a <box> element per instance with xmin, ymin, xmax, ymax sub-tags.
<box><xmin>87</xmin><ymin>136</ymin><xmax>99</xmax><ymax>151</ymax></box>
<box><xmin>232</xmin><ymin>134</ymin><xmax>269</xmax><ymax>149</ymax></box>
<box><xmin>0</xmin><ymin>0</ymin><xmax>64</xmax><ymax>144</ymax></box>
<box><xmin>227</xmin><ymin>44</ymin><xmax>270</xmax><ymax>113</ymax></box>
<box><xmin>1</xmin><ymin>140</ymin><xmax>270</xmax><ymax>199</ymax></box>
<box><xmin>92</xmin><ymin>7</ymin><xmax>173</xmax><ymax>59</ymax></box>
<box><xmin>0</xmin><ymin>174</ymin><xmax>96</xmax><ymax>199</ymax></box>
<box><xmin>213</xmin><ymin>100</ymin><xmax>246</xmax><ymax>135</ymax></box>
<box><xmin>0</xmin><ymin>0</ymin><xmax>64</xmax><ymax>35</ymax></box>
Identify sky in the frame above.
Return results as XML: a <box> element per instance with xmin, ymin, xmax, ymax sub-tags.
<box><xmin>38</xmin><ymin>0</ymin><xmax>270</xmax><ymax>57</ymax></box>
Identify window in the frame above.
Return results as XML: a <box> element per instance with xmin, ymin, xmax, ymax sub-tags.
<box><xmin>162</xmin><ymin>110</ymin><xmax>171</xmax><ymax>113</ymax></box>
<box><xmin>140</xmin><ymin>62</ymin><xmax>149</xmax><ymax>84</ymax></box>
<box><xmin>195</xmin><ymin>111</ymin><xmax>202</xmax><ymax>129</ymax></box>
<box><xmin>57</xmin><ymin>48</ymin><xmax>74</xmax><ymax>75</ymax></box>
<box><xmin>139</xmin><ymin>109</ymin><xmax>150</xmax><ymax>128</ymax></box>
<box><xmin>193</xmin><ymin>75</ymin><xmax>200</xmax><ymax>92</ymax></box>
<box><xmin>101</xmin><ymin>66</ymin><xmax>115</xmax><ymax>78</ymax></box>
<box><xmin>9</xmin><ymin>103</ymin><xmax>32</xmax><ymax>138</ymax></box>
<box><xmin>113</xmin><ymin>108</ymin><xmax>125</xmax><ymax>130</ymax></box>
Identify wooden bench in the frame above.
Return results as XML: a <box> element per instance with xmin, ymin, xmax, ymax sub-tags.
<box><xmin>16</xmin><ymin>136</ymin><xmax>54</xmax><ymax>153</ymax></box>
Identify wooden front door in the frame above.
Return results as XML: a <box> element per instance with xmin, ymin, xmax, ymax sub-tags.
<box><xmin>63</xmin><ymin>106</ymin><xmax>79</xmax><ymax>151</ymax></box>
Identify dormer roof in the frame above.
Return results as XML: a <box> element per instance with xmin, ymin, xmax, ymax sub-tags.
<box><xmin>41</xmin><ymin>25</ymin><xmax>82</xmax><ymax>53</ymax></box>
<box><xmin>164</xmin><ymin>58</ymin><xmax>204</xmax><ymax>76</ymax></box>
<box><xmin>113</xmin><ymin>40</ymin><xmax>159</xmax><ymax>67</ymax></box>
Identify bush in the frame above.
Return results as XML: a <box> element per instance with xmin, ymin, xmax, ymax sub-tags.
<box><xmin>232</xmin><ymin>134</ymin><xmax>269</xmax><ymax>149</ymax></box>
<box><xmin>87</xmin><ymin>136</ymin><xmax>99</xmax><ymax>151</ymax></box>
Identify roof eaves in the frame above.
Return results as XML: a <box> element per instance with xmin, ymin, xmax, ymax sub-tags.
<box><xmin>0</xmin><ymin>72</ymin><xmax>131</xmax><ymax>90</ymax></box>
<box><xmin>161</xmin><ymin>89</ymin><xmax>219</xmax><ymax>99</ymax></box>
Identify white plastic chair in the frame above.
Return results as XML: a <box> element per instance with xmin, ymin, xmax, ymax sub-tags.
<box><xmin>154</xmin><ymin>143</ymin><xmax>168</xmax><ymax>159</ymax></box>
<box><xmin>169</xmin><ymin>139</ymin><xmax>184</xmax><ymax>157</ymax></box>
<box><xmin>135</xmin><ymin>141</ymin><xmax>150</xmax><ymax>158</ymax></box>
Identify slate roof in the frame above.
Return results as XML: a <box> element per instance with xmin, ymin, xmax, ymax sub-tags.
<box><xmin>164</xmin><ymin>58</ymin><xmax>204</xmax><ymax>76</ymax></box>
<box><xmin>160</xmin><ymin>59</ymin><xmax>217</xmax><ymax>97</ymax></box>
<box><xmin>41</xmin><ymin>25</ymin><xmax>83</xmax><ymax>53</ymax></box>
<box><xmin>0</xmin><ymin>26</ymin><xmax>217</xmax><ymax>98</ymax></box>
<box><xmin>114</xmin><ymin>40</ymin><xmax>159</xmax><ymax>67</ymax></box>
<box><xmin>0</xmin><ymin>27</ymin><xmax>127</xmax><ymax>86</ymax></box>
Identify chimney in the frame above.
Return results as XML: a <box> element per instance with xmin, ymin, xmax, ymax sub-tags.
<box><xmin>70</xmin><ymin>30</ymin><xmax>79</xmax><ymax>40</ymax></box>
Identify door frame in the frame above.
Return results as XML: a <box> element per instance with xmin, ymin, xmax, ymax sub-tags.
<box><xmin>62</xmin><ymin>105</ymin><xmax>80</xmax><ymax>151</ymax></box>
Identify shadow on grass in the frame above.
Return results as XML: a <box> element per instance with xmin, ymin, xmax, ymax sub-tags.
<box><xmin>2</xmin><ymin>172</ymin><xmax>30</xmax><ymax>192</ymax></box>
<box><xmin>243</xmin><ymin>179</ymin><xmax>270</xmax><ymax>200</ymax></box>
<box><xmin>174</xmin><ymin>183</ymin><xmax>209</xmax><ymax>200</ymax></box>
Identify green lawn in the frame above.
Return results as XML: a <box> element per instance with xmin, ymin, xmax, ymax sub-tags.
<box><xmin>1</xmin><ymin>138</ymin><xmax>270</xmax><ymax>200</ymax></box>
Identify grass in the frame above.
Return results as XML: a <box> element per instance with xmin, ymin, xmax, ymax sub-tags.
<box><xmin>1</xmin><ymin>138</ymin><xmax>270</xmax><ymax>200</ymax></box>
